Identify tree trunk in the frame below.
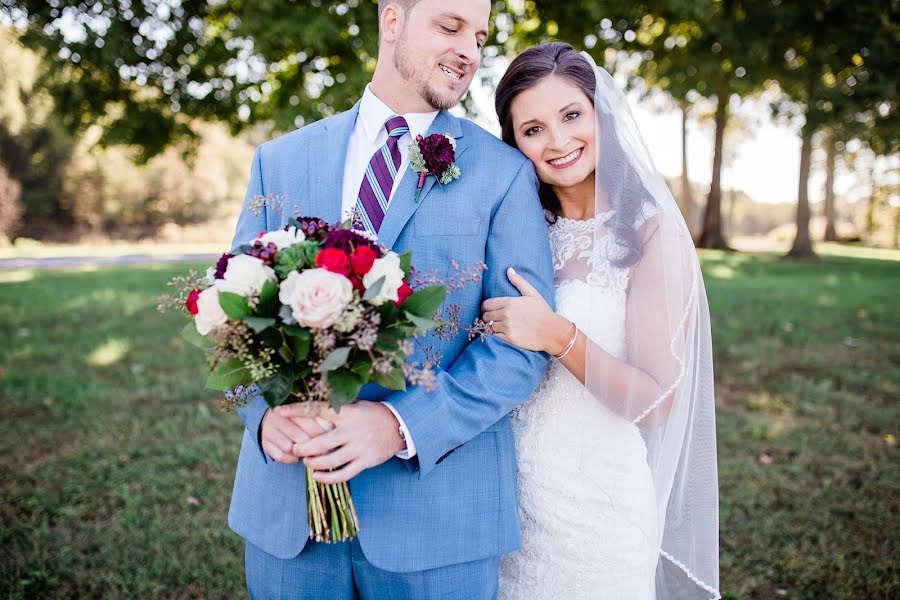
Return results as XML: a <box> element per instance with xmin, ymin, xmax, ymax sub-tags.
<box><xmin>865</xmin><ymin>157</ymin><xmax>878</xmax><ymax>239</ymax></box>
<box><xmin>696</xmin><ymin>91</ymin><xmax>730</xmax><ymax>249</ymax></box>
<box><xmin>893</xmin><ymin>205</ymin><xmax>900</xmax><ymax>248</ymax></box>
<box><xmin>823</xmin><ymin>133</ymin><xmax>838</xmax><ymax>242</ymax></box>
<box><xmin>787</xmin><ymin>117</ymin><xmax>817</xmax><ymax>258</ymax></box>
<box><xmin>679</xmin><ymin>103</ymin><xmax>695</xmax><ymax>234</ymax></box>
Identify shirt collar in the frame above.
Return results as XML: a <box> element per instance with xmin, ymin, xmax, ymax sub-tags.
<box><xmin>359</xmin><ymin>84</ymin><xmax>440</xmax><ymax>144</ymax></box>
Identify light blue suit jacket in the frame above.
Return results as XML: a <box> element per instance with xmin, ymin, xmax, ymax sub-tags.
<box><xmin>227</xmin><ymin>103</ymin><xmax>555</xmax><ymax>573</ymax></box>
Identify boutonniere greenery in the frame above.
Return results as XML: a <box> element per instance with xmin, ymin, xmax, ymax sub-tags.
<box><xmin>408</xmin><ymin>133</ymin><xmax>461</xmax><ymax>202</ymax></box>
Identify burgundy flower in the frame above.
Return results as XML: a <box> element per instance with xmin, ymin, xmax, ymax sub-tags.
<box><xmin>417</xmin><ymin>134</ymin><xmax>456</xmax><ymax>175</ymax></box>
<box><xmin>246</xmin><ymin>240</ymin><xmax>279</xmax><ymax>265</ymax></box>
<box><xmin>214</xmin><ymin>253</ymin><xmax>234</xmax><ymax>279</ymax></box>
<box><xmin>322</xmin><ymin>229</ymin><xmax>384</xmax><ymax>257</ymax></box>
<box><xmin>295</xmin><ymin>216</ymin><xmax>333</xmax><ymax>241</ymax></box>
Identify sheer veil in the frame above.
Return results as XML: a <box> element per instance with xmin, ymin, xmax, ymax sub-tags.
<box><xmin>573</xmin><ymin>51</ymin><xmax>720</xmax><ymax>598</ymax></box>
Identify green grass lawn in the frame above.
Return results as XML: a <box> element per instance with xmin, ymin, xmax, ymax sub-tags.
<box><xmin>1</xmin><ymin>250</ymin><xmax>898</xmax><ymax>599</ymax></box>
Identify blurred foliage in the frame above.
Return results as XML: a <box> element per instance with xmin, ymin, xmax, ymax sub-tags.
<box><xmin>0</xmin><ymin>0</ymin><xmax>896</xmax><ymax>247</ymax></box>
<box><xmin>1</xmin><ymin>0</ymin><xmax>385</xmax><ymax>160</ymax></box>
<box><xmin>0</xmin><ymin>28</ymin><xmax>253</xmax><ymax>240</ymax></box>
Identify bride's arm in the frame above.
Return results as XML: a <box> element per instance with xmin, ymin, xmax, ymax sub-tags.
<box><xmin>482</xmin><ymin>225</ymin><xmax>690</xmax><ymax>428</ymax></box>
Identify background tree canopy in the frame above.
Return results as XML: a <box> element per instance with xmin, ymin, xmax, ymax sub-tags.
<box><xmin>0</xmin><ymin>0</ymin><xmax>897</xmax><ymax>253</ymax></box>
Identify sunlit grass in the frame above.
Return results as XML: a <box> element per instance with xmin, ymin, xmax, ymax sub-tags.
<box><xmin>1</xmin><ymin>254</ymin><xmax>898</xmax><ymax>599</ymax></box>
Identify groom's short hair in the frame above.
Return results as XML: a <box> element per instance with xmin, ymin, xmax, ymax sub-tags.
<box><xmin>378</xmin><ymin>0</ymin><xmax>419</xmax><ymax>16</ymax></box>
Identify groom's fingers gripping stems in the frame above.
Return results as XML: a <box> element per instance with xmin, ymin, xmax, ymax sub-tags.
<box><xmin>303</xmin><ymin>444</ymin><xmax>356</xmax><ymax>471</ymax></box>
<box><xmin>261</xmin><ymin>429</ymin><xmax>303</xmax><ymax>465</ymax></box>
<box><xmin>310</xmin><ymin>460</ymin><xmax>366</xmax><ymax>485</ymax></box>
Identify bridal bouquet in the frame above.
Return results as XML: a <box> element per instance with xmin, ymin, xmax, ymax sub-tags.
<box><xmin>163</xmin><ymin>216</ymin><xmax>447</xmax><ymax>543</ymax></box>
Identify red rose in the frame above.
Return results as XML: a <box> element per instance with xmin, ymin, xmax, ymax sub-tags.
<box><xmin>396</xmin><ymin>281</ymin><xmax>413</xmax><ymax>305</ymax></box>
<box><xmin>350</xmin><ymin>276</ymin><xmax>365</xmax><ymax>293</ymax></box>
<box><xmin>315</xmin><ymin>248</ymin><xmax>351</xmax><ymax>277</ymax></box>
<box><xmin>186</xmin><ymin>289</ymin><xmax>201</xmax><ymax>315</ymax></box>
<box><xmin>350</xmin><ymin>246</ymin><xmax>377</xmax><ymax>276</ymax></box>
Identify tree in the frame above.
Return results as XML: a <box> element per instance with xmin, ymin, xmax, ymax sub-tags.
<box><xmin>527</xmin><ymin>0</ymin><xmax>770</xmax><ymax>249</ymax></box>
<box><xmin>1</xmin><ymin>1</ymin><xmax>384</xmax><ymax>160</ymax></box>
<box><xmin>765</xmin><ymin>0</ymin><xmax>898</xmax><ymax>258</ymax></box>
<box><xmin>821</xmin><ymin>129</ymin><xmax>838</xmax><ymax>241</ymax></box>
<box><xmin>0</xmin><ymin>160</ymin><xmax>22</xmax><ymax>241</ymax></box>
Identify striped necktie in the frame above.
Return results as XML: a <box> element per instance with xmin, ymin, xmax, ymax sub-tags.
<box><xmin>354</xmin><ymin>115</ymin><xmax>409</xmax><ymax>235</ymax></box>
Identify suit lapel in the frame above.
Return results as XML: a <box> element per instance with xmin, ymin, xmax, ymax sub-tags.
<box><xmin>306</xmin><ymin>102</ymin><xmax>360</xmax><ymax>224</ymax></box>
<box><xmin>377</xmin><ymin>111</ymin><xmax>469</xmax><ymax>249</ymax></box>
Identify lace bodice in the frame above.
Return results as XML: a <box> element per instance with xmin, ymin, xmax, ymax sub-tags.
<box><xmin>498</xmin><ymin>214</ymin><xmax>657</xmax><ymax>599</ymax></box>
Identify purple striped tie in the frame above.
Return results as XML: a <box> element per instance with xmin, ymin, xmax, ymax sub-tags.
<box><xmin>354</xmin><ymin>115</ymin><xmax>409</xmax><ymax>234</ymax></box>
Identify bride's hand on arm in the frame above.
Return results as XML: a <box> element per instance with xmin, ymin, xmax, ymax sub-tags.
<box><xmin>481</xmin><ymin>268</ymin><xmax>573</xmax><ymax>354</ymax></box>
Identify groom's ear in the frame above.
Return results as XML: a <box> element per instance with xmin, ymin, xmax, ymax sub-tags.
<box><xmin>378</xmin><ymin>2</ymin><xmax>405</xmax><ymax>47</ymax></box>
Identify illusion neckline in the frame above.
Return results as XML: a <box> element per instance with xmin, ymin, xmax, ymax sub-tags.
<box><xmin>550</xmin><ymin>210</ymin><xmax>614</xmax><ymax>227</ymax></box>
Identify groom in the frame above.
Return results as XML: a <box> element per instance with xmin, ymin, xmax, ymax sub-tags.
<box><xmin>228</xmin><ymin>0</ymin><xmax>554</xmax><ymax>597</ymax></box>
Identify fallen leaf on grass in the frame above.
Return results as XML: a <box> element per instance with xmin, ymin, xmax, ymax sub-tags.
<box><xmin>186</xmin><ymin>495</ymin><xmax>202</xmax><ymax>506</ymax></box>
<box><xmin>758</xmin><ymin>453</ymin><xmax>774</xmax><ymax>465</ymax></box>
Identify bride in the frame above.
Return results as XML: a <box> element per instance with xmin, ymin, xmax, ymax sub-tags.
<box><xmin>487</xmin><ymin>43</ymin><xmax>720</xmax><ymax>599</ymax></box>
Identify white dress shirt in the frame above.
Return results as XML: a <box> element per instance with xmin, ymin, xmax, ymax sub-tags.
<box><xmin>341</xmin><ymin>85</ymin><xmax>439</xmax><ymax>459</ymax></box>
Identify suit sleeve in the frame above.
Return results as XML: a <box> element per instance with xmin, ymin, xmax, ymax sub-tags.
<box><xmin>385</xmin><ymin>158</ymin><xmax>556</xmax><ymax>478</ymax></box>
<box><xmin>230</xmin><ymin>146</ymin><xmax>272</xmax><ymax>461</ymax></box>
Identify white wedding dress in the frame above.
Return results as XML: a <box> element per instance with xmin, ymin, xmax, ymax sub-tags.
<box><xmin>499</xmin><ymin>213</ymin><xmax>658</xmax><ymax>599</ymax></box>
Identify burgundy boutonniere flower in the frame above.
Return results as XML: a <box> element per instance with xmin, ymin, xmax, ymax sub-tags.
<box><xmin>408</xmin><ymin>133</ymin><xmax>462</xmax><ymax>202</ymax></box>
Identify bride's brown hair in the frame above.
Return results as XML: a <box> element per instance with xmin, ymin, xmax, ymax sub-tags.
<box><xmin>494</xmin><ymin>42</ymin><xmax>649</xmax><ymax>267</ymax></box>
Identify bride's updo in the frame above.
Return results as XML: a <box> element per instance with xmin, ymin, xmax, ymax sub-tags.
<box><xmin>495</xmin><ymin>42</ymin><xmax>649</xmax><ymax>268</ymax></box>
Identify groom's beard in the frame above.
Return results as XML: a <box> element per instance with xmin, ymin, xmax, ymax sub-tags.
<box><xmin>393</xmin><ymin>31</ymin><xmax>462</xmax><ymax>111</ymax></box>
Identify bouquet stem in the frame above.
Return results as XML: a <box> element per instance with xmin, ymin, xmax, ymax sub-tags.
<box><xmin>305</xmin><ymin>466</ymin><xmax>360</xmax><ymax>543</ymax></box>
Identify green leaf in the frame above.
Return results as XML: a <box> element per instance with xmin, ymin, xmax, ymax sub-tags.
<box><xmin>244</xmin><ymin>316</ymin><xmax>276</xmax><ymax>333</ymax></box>
<box><xmin>278</xmin><ymin>345</ymin><xmax>293</xmax><ymax>362</ymax></box>
<box><xmin>398</xmin><ymin>251</ymin><xmax>413</xmax><ymax>278</ymax></box>
<box><xmin>362</xmin><ymin>276</ymin><xmax>386</xmax><ymax>302</ymax></box>
<box><xmin>206</xmin><ymin>358</ymin><xmax>253</xmax><ymax>391</ymax></box>
<box><xmin>372</xmin><ymin>366</ymin><xmax>407</xmax><ymax>391</ymax></box>
<box><xmin>375</xmin><ymin>327</ymin><xmax>409</xmax><ymax>352</ymax></box>
<box><xmin>284</xmin><ymin>326</ymin><xmax>312</xmax><ymax>361</ymax></box>
<box><xmin>230</xmin><ymin>243</ymin><xmax>252</xmax><ymax>255</ymax></box>
<box><xmin>320</xmin><ymin>346</ymin><xmax>351</xmax><ymax>372</ymax></box>
<box><xmin>404</xmin><ymin>311</ymin><xmax>443</xmax><ymax>332</ymax></box>
<box><xmin>326</xmin><ymin>369</ymin><xmax>364</xmax><ymax>411</ymax></box>
<box><xmin>218</xmin><ymin>291</ymin><xmax>252</xmax><ymax>319</ymax></box>
<box><xmin>288</xmin><ymin>217</ymin><xmax>302</xmax><ymax>229</ymax></box>
<box><xmin>181</xmin><ymin>321</ymin><xmax>211</xmax><ymax>349</ymax></box>
<box><xmin>402</xmin><ymin>285</ymin><xmax>447</xmax><ymax>318</ymax></box>
<box><xmin>350</xmin><ymin>357</ymin><xmax>373</xmax><ymax>379</ymax></box>
<box><xmin>256</xmin><ymin>280</ymin><xmax>280</xmax><ymax>317</ymax></box>
<box><xmin>258</xmin><ymin>367</ymin><xmax>294</xmax><ymax>408</ymax></box>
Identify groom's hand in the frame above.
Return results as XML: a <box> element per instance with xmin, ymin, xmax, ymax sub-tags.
<box><xmin>260</xmin><ymin>409</ymin><xmax>329</xmax><ymax>465</ymax></box>
<box><xmin>279</xmin><ymin>401</ymin><xmax>405</xmax><ymax>484</ymax></box>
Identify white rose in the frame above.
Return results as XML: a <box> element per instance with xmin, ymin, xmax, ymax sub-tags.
<box><xmin>195</xmin><ymin>287</ymin><xmax>228</xmax><ymax>336</ymax></box>
<box><xmin>362</xmin><ymin>252</ymin><xmax>405</xmax><ymax>305</ymax></box>
<box><xmin>216</xmin><ymin>254</ymin><xmax>276</xmax><ymax>297</ymax></box>
<box><xmin>254</xmin><ymin>226</ymin><xmax>306</xmax><ymax>250</ymax></box>
<box><xmin>279</xmin><ymin>268</ymin><xmax>353</xmax><ymax>329</ymax></box>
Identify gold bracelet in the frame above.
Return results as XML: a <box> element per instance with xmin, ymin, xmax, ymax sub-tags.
<box><xmin>553</xmin><ymin>320</ymin><xmax>578</xmax><ymax>359</ymax></box>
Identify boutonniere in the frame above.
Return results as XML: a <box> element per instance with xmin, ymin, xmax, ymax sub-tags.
<box><xmin>408</xmin><ymin>133</ymin><xmax>462</xmax><ymax>203</ymax></box>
